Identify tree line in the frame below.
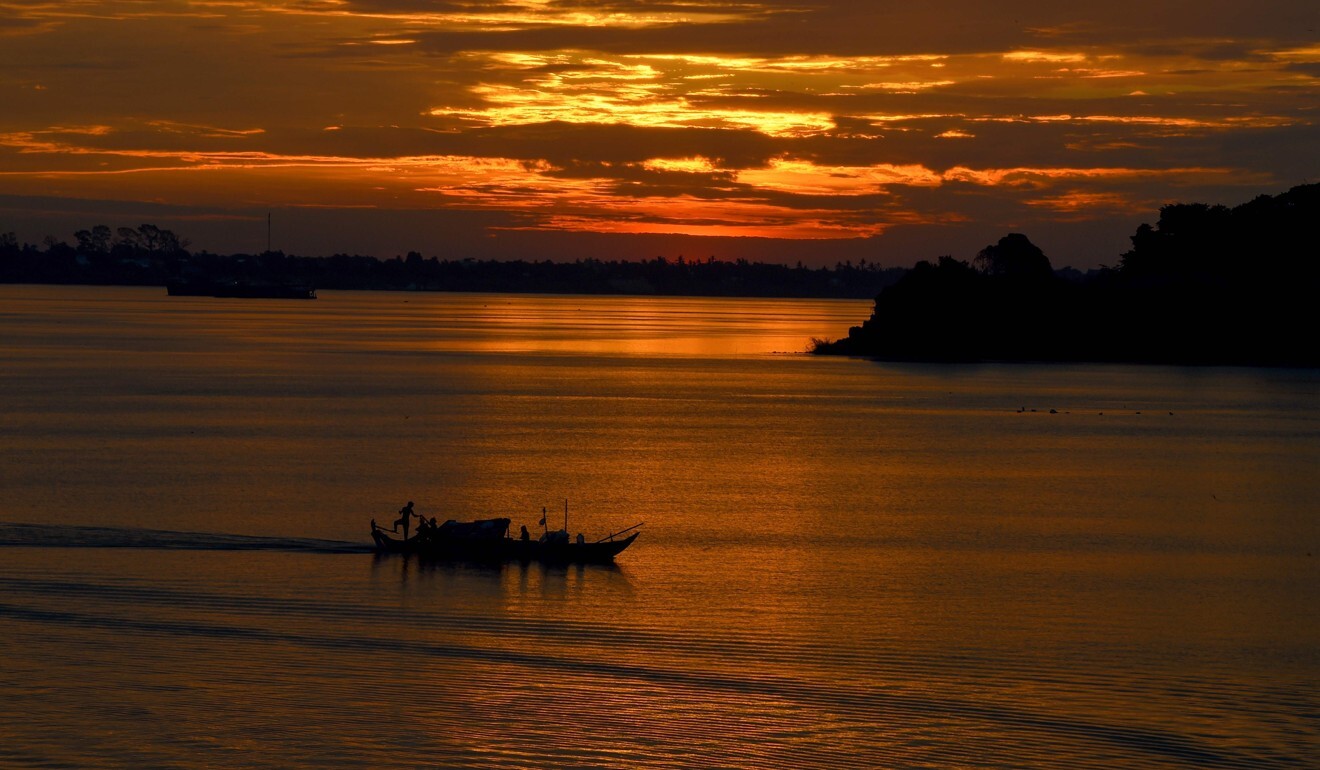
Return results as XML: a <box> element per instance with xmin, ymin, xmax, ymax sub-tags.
<box><xmin>812</xmin><ymin>183</ymin><xmax>1319</xmax><ymax>366</ymax></box>
<box><xmin>0</xmin><ymin>225</ymin><xmax>905</xmax><ymax>299</ymax></box>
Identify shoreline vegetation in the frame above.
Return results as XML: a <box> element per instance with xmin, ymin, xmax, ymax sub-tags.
<box><xmin>812</xmin><ymin>183</ymin><xmax>1318</xmax><ymax>367</ymax></box>
<box><xmin>0</xmin><ymin>226</ymin><xmax>907</xmax><ymax>300</ymax></box>
<box><xmin>3</xmin><ymin>184</ymin><xmax>1315</xmax><ymax>366</ymax></box>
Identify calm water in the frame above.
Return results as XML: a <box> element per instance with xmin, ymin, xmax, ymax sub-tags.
<box><xmin>1</xmin><ymin>284</ymin><xmax>1316</xmax><ymax>768</ymax></box>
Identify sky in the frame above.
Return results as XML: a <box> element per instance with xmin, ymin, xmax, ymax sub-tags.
<box><xmin>1</xmin><ymin>1</ymin><xmax>1317</xmax><ymax>268</ymax></box>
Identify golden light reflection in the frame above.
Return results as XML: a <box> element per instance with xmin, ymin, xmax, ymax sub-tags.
<box><xmin>967</xmin><ymin>114</ymin><xmax>1300</xmax><ymax>132</ymax></box>
<box><xmin>1025</xmin><ymin>191</ymin><xmax>1150</xmax><ymax>215</ymax></box>
<box><xmin>641</xmin><ymin>157</ymin><xmax>720</xmax><ymax>174</ymax></box>
<box><xmin>631</xmin><ymin>53</ymin><xmax>950</xmax><ymax>72</ymax></box>
<box><xmin>1</xmin><ymin>118</ymin><xmax>1251</xmax><ymax>238</ymax></box>
<box><xmin>738</xmin><ymin>159</ymin><xmax>943</xmax><ymax>195</ymax></box>
<box><xmin>941</xmin><ymin>165</ymin><xmax>1232</xmax><ymax>187</ymax></box>
<box><xmin>433</xmin><ymin>85</ymin><xmax>837</xmax><ymax>138</ymax></box>
<box><xmin>261</xmin><ymin>0</ymin><xmax>751</xmax><ymax>30</ymax></box>
<box><xmin>1002</xmin><ymin>51</ymin><xmax>1089</xmax><ymax>64</ymax></box>
<box><xmin>851</xmin><ymin>80</ymin><xmax>956</xmax><ymax>91</ymax></box>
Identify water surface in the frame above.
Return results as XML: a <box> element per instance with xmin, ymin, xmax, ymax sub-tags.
<box><xmin>1</xmin><ymin>285</ymin><xmax>1316</xmax><ymax>768</ymax></box>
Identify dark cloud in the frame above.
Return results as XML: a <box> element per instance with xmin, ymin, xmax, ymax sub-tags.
<box><xmin>1284</xmin><ymin>62</ymin><xmax>1320</xmax><ymax>77</ymax></box>
<box><xmin>0</xmin><ymin>16</ymin><xmax>44</xmax><ymax>33</ymax></box>
<box><xmin>386</xmin><ymin>1</ymin><xmax>1320</xmax><ymax>59</ymax></box>
<box><xmin>540</xmin><ymin>159</ymin><xmax>736</xmax><ymax>185</ymax></box>
<box><xmin>453</xmin><ymin>123</ymin><xmax>782</xmax><ymax>168</ymax></box>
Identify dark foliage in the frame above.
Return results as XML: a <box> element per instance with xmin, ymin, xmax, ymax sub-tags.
<box><xmin>974</xmin><ymin>233</ymin><xmax>1053</xmax><ymax>279</ymax></box>
<box><xmin>813</xmin><ymin>184</ymin><xmax>1319</xmax><ymax>366</ymax></box>
<box><xmin>0</xmin><ymin>230</ymin><xmax>904</xmax><ymax>300</ymax></box>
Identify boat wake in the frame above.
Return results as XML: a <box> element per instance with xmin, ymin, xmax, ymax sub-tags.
<box><xmin>0</xmin><ymin>523</ymin><xmax>370</xmax><ymax>554</ymax></box>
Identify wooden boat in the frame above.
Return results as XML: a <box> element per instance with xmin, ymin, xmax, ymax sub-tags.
<box><xmin>370</xmin><ymin>517</ymin><xmax>640</xmax><ymax>563</ymax></box>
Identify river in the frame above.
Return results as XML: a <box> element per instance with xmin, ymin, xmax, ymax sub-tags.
<box><xmin>1</xmin><ymin>284</ymin><xmax>1316</xmax><ymax>768</ymax></box>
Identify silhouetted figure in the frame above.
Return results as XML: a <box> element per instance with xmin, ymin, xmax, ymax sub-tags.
<box><xmin>393</xmin><ymin>501</ymin><xmax>415</xmax><ymax>539</ymax></box>
<box><xmin>576</xmin><ymin>533</ymin><xmax>585</xmax><ymax>545</ymax></box>
<box><xmin>371</xmin><ymin>518</ymin><xmax>380</xmax><ymax>531</ymax></box>
<box><xmin>520</xmin><ymin>525</ymin><xmax>530</xmax><ymax>542</ymax></box>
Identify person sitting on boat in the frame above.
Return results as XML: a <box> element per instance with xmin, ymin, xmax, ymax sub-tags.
<box><xmin>393</xmin><ymin>501</ymin><xmax>416</xmax><ymax>539</ymax></box>
<box><xmin>576</xmin><ymin>533</ymin><xmax>585</xmax><ymax>545</ymax></box>
<box><xmin>520</xmin><ymin>525</ymin><xmax>530</xmax><ymax>542</ymax></box>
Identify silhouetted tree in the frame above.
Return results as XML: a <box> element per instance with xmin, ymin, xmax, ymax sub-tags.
<box><xmin>974</xmin><ymin>233</ymin><xmax>1052</xmax><ymax>279</ymax></box>
<box><xmin>817</xmin><ymin>183</ymin><xmax>1319</xmax><ymax>365</ymax></box>
<box><xmin>110</xmin><ymin>224</ymin><xmax>187</xmax><ymax>257</ymax></box>
<box><xmin>74</xmin><ymin>225</ymin><xmax>113</xmax><ymax>254</ymax></box>
<box><xmin>114</xmin><ymin>227</ymin><xmax>142</xmax><ymax>253</ymax></box>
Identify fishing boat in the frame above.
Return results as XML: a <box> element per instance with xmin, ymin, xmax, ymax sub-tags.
<box><xmin>370</xmin><ymin>515</ymin><xmax>641</xmax><ymax>564</ymax></box>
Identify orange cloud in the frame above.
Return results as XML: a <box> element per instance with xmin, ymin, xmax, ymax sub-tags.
<box><xmin>738</xmin><ymin>159</ymin><xmax>942</xmax><ymax>195</ymax></box>
<box><xmin>2</xmin><ymin>0</ymin><xmax>1314</xmax><ymax>263</ymax></box>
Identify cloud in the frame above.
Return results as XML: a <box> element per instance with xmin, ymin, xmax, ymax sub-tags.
<box><xmin>1</xmin><ymin>0</ymin><xmax>1316</xmax><ymax>266</ymax></box>
<box><xmin>1284</xmin><ymin>62</ymin><xmax>1320</xmax><ymax>77</ymax></box>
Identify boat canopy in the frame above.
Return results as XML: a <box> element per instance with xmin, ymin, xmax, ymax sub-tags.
<box><xmin>437</xmin><ymin>518</ymin><xmax>510</xmax><ymax>541</ymax></box>
<box><xmin>539</xmin><ymin>529</ymin><xmax>570</xmax><ymax>545</ymax></box>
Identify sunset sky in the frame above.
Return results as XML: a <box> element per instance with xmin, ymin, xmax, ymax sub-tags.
<box><xmin>2</xmin><ymin>0</ymin><xmax>1317</xmax><ymax>267</ymax></box>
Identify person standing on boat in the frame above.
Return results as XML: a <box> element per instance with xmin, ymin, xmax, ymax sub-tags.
<box><xmin>393</xmin><ymin>501</ymin><xmax>416</xmax><ymax>540</ymax></box>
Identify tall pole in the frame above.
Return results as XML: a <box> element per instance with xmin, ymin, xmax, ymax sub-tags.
<box><xmin>267</xmin><ymin>212</ymin><xmax>271</xmax><ymax>253</ymax></box>
<box><xmin>564</xmin><ymin>499</ymin><xmax>568</xmax><ymax>533</ymax></box>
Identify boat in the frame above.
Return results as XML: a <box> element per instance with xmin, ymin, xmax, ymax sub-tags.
<box><xmin>370</xmin><ymin>516</ymin><xmax>641</xmax><ymax>564</ymax></box>
<box><xmin>166</xmin><ymin>279</ymin><xmax>316</xmax><ymax>299</ymax></box>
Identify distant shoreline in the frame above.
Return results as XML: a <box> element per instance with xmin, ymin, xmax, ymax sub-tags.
<box><xmin>7</xmin><ymin>182</ymin><xmax>1316</xmax><ymax>368</ymax></box>
<box><xmin>0</xmin><ymin>238</ymin><xmax>910</xmax><ymax>300</ymax></box>
<box><xmin>0</xmin><ymin>281</ymin><xmax>878</xmax><ymax>302</ymax></box>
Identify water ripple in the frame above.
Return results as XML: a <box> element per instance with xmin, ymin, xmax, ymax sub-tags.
<box><xmin>0</xmin><ymin>523</ymin><xmax>370</xmax><ymax>554</ymax></box>
<box><xmin>0</xmin><ymin>598</ymin><xmax>1307</xmax><ymax>769</ymax></box>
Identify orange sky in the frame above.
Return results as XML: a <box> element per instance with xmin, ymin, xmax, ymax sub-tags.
<box><xmin>1</xmin><ymin>0</ymin><xmax>1317</xmax><ymax>266</ymax></box>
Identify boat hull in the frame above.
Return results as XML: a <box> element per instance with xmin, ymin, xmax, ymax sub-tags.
<box><xmin>371</xmin><ymin>529</ymin><xmax>638</xmax><ymax>564</ymax></box>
